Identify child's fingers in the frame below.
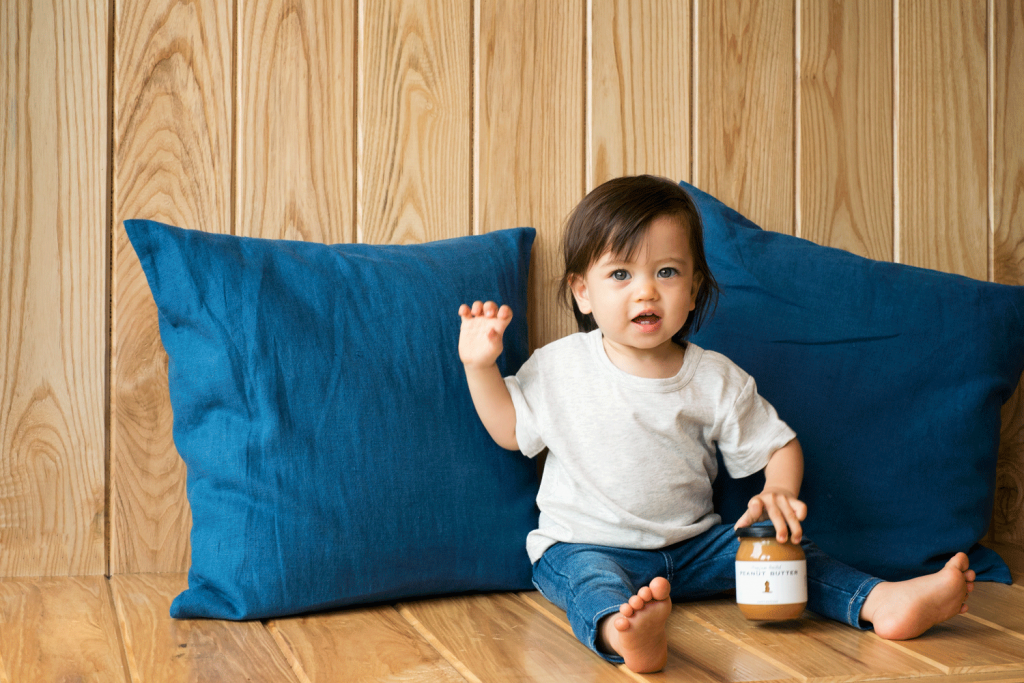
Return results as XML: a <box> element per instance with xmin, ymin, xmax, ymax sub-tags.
<box><xmin>460</xmin><ymin>301</ymin><xmax>511</xmax><ymax>319</ymax></box>
<box><xmin>733</xmin><ymin>499</ymin><xmax>765</xmax><ymax>531</ymax></box>
<box><xmin>764</xmin><ymin>495</ymin><xmax>804</xmax><ymax>544</ymax></box>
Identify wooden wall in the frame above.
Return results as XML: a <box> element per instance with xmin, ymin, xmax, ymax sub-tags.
<box><xmin>1</xmin><ymin>0</ymin><xmax>1022</xmax><ymax>577</ymax></box>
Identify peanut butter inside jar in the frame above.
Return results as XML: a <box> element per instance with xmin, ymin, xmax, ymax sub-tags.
<box><xmin>735</xmin><ymin>525</ymin><xmax>807</xmax><ymax>621</ymax></box>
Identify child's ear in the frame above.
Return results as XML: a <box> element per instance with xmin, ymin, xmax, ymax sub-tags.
<box><xmin>689</xmin><ymin>272</ymin><xmax>703</xmax><ymax>311</ymax></box>
<box><xmin>570</xmin><ymin>275</ymin><xmax>593</xmax><ymax>314</ymax></box>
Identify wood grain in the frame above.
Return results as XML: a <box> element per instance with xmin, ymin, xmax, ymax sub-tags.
<box><xmin>898</xmin><ymin>0</ymin><xmax>987</xmax><ymax>277</ymax></box>
<box><xmin>995</xmin><ymin>386</ymin><xmax>1024</xmax><ymax>550</ymax></box>
<box><xmin>478</xmin><ymin>0</ymin><xmax>585</xmax><ymax>351</ymax></box>
<box><xmin>992</xmin><ymin>0</ymin><xmax>1024</xmax><ymax>288</ymax></box>
<box><xmin>960</xmin><ymin>581</ymin><xmax>1024</xmax><ymax>637</ymax></box>
<box><xmin>695</xmin><ymin>0</ymin><xmax>795</xmax><ymax>236</ymax></box>
<box><xmin>992</xmin><ymin>0</ymin><xmax>1024</xmax><ymax>556</ymax></box>
<box><xmin>522</xmin><ymin>591</ymin><xmax>797</xmax><ymax>682</ymax></box>
<box><xmin>360</xmin><ymin>0</ymin><xmax>471</xmax><ymax>246</ymax></box>
<box><xmin>799</xmin><ymin>0</ymin><xmax>893</xmax><ymax>259</ymax></box>
<box><xmin>590</xmin><ymin>0</ymin><xmax>691</xmax><ymax>186</ymax></box>
<box><xmin>238</xmin><ymin>0</ymin><xmax>356</xmax><ymax>243</ymax></box>
<box><xmin>683</xmin><ymin>597</ymin><xmax>944</xmax><ymax>680</ymax></box>
<box><xmin>0</xmin><ymin>0</ymin><xmax>108</xmax><ymax>578</ymax></box>
<box><xmin>887</xmin><ymin>614</ymin><xmax>1024</xmax><ymax>675</ymax></box>
<box><xmin>0</xmin><ymin>577</ymin><xmax>128</xmax><ymax>682</ymax></box>
<box><xmin>110</xmin><ymin>573</ymin><xmax>298</xmax><ymax>683</ymax></box>
<box><xmin>111</xmin><ymin>0</ymin><xmax>234</xmax><ymax>574</ymax></box>
<box><xmin>269</xmin><ymin>606</ymin><xmax>465</xmax><ymax>682</ymax></box>
<box><xmin>399</xmin><ymin>592</ymin><xmax>634</xmax><ymax>682</ymax></box>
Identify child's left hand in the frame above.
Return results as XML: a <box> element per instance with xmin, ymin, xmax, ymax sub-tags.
<box><xmin>734</xmin><ymin>488</ymin><xmax>807</xmax><ymax>544</ymax></box>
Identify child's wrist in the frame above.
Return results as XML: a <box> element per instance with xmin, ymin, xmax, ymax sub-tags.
<box><xmin>462</xmin><ymin>359</ymin><xmax>500</xmax><ymax>373</ymax></box>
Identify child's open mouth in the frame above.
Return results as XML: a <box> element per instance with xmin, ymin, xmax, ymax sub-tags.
<box><xmin>632</xmin><ymin>314</ymin><xmax>661</xmax><ymax>326</ymax></box>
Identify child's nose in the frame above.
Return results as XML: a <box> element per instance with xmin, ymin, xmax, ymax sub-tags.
<box><xmin>634</xmin><ymin>276</ymin><xmax>658</xmax><ymax>300</ymax></box>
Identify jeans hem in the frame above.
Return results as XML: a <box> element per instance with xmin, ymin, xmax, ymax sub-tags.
<box><xmin>589</xmin><ymin>605</ymin><xmax>626</xmax><ymax>664</ymax></box>
<box><xmin>847</xmin><ymin>576</ymin><xmax>884</xmax><ymax>630</ymax></box>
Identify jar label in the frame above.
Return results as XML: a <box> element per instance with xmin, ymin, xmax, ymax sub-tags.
<box><xmin>735</xmin><ymin>560</ymin><xmax>807</xmax><ymax>605</ymax></box>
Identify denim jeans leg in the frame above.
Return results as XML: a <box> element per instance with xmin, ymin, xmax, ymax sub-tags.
<box><xmin>665</xmin><ymin>523</ymin><xmax>883</xmax><ymax>629</ymax></box>
<box><xmin>661</xmin><ymin>523</ymin><xmax>745</xmax><ymax>601</ymax></box>
<box><xmin>802</xmin><ymin>538</ymin><xmax>883</xmax><ymax>629</ymax></box>
<box><xmin>532</xmin><ymin>526</ymin><xmax>885</xmax><ymax>665</ymax></box>
<box><xmin>532</xmin><ymin>543</ymin><xmax>667</xmax><ymax>664</ymax></box>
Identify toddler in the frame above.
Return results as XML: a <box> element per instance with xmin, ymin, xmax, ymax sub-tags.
<box><xmin>458</xmin><ymin>175</ymin><xmax>975</xmax><ymax>673</ymax></box>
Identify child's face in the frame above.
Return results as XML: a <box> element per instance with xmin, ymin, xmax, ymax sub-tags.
<box><xmin>570</xmin><ymin>215</ymin><xmax>701</xmax><ymax>361</ymax></box>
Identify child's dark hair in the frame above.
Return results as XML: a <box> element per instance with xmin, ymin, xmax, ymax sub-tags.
<box><xmin>559</xmin><ymin>175</ymin><xmax>720</xmax><ymax>344</ymax></box>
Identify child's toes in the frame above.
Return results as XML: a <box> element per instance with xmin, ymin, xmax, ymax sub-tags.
<box><xmin>649</xmin><ymin>577</ymin><xmax>671</xmax><ymax>601</ymax></box>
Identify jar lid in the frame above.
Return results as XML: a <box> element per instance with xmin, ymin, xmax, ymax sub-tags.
<box><xmin>735</xmin><ymin>524</ymin><xmax>779</xmax><ymax>538</ymax></box>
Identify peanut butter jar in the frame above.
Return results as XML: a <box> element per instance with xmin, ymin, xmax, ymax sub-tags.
<box><xmin>735</xmin><ymin>525</ymin><xmax>807</xmax><ymax>621</ymax></box>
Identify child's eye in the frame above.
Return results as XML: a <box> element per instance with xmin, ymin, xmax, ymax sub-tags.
<box><xmin>657</xmin><ymin>267</ymin><xmax>678</xmax><ymax>278</ymax></box>
<box><xmin>611</xmin><ymin>270</ymin><xmax>630</xmax><ymax>281</ymax></box>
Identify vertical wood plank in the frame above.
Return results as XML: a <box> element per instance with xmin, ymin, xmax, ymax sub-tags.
<box><xmin>993</xmin><ymin>0</ymin><xmax>1024</xmax><ymax>286</ymax></box>
<box><xmin>0</xmin><ymin>0</ymin><xmax>108</xmax><ymax>577</ymax></box>
<box><xmin>0</xmin><ymin>577</ymin><xmax>129</xmax><ymax>682</ymax></box>
<box><xmin>478</xmin><ymin>0</ymin><xmax>585</xmax><ymax>350</ymax></box>
<box><xmin>800</xmin><ymin>0</ymin><xmax>893</xmax><ymax>260</ymax></box>
<box><xmin>237</xmin><ymin>0</ymin><xmax>355</xmax><ymax>243</ymax></box>
<box><xmin>112</xmin><ymin>0</ymin><xmax>234</xmax><ymax>573</ymax></box>
<box><xmin>360</xmin><ymin>0</ymin><xmax>472</xmax><ymax>246</ymax></box>
<box><xmin>898</xmin><ymin>0</ymin><xmax>987</xmax><ymax>277</ymax></box>
<box><xmin>590</xmin><ymin>0</ymin><xmax>691</xmax><ymax>187</ymax></box>
<box><xmin>993</xmin><ymin>0</ymin><xmax>1024</xmax><ymax>556</ymax></box>
<box><xmin>696</xmin><ymin>0</ymin><xmax>795</xmax><ymax>235</ymax></box>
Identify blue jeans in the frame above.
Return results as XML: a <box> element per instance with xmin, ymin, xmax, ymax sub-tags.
<box><xmin>531</xmin><ymin>522</ymin><xmax>882</xmax><ymax>663</ymax></box>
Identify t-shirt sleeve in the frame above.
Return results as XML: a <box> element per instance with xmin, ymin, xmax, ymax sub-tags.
<box><xmin>504</xmin><ymin>355</ymin><xmax>547</xmax><ymax>458</ymax></box>
<box><xmin>717</xmin><ymin>375</ymin><xmax>797</xmax><ymax>479</ymax></box>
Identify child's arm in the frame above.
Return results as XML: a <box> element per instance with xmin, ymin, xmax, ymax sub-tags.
<box><xmin>457</xmin><ymin>301</ymin><xmax>519</xmax><ymax>451</ymax></box>
<box><xmin>733</xmin><ymin>438</ymin><xmax>807</xmax><ymax>544</ymax></box>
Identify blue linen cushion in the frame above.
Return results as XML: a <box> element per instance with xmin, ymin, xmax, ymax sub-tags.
<box><xmin>684</xmin><ymin>181</ymin><xmax>1023</xmax><ymax>583</ymax></box>
<box><xmin>125</xmin><ymin>220</ymin><xmax>539</xmax><ymax>620</ymax></box>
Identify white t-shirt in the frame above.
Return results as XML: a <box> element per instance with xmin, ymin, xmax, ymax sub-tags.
<box><xmin>505</xmin><ymin>330</ymin><xmax>797</xmax><ymax>563</ymax></box>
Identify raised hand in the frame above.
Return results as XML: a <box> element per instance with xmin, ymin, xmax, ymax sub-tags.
<box><xmin>458</xmin><ymin>301</ymin><xmax>513</xmax><ymax>368</ymax></box>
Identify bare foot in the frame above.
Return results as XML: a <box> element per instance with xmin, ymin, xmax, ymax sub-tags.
<box><xmin>860</xmin><ymin>552</ymin><xmax>976</xmax><ymax>640</ymax></box>
<box><xmin>596</xmin><ymin>577</ymin><xmax>672</xmax><ymax>673</ymax></box>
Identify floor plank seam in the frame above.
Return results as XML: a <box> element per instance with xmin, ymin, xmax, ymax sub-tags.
<box><xmin>396</xmin><ymin>604</ymin><xmax>480</xmax><ymax>683</ymax></box>
<box><xmin>518</xmin><ymin>593</ymin><xmax>702</xmax><ymax>681</ymax></box>
<box><xmin>516</xmin><ymin>592</ymin><xmax>574</xmax><ymax>636</ymax></box>
<box><xmin>264</xmin><ymin>621</ymin><xmax>314</xmax><ymax>683</ymax></box>
<box><xmin>679</xmin><ymin>610</ymin><xmax>809</xmax><ymax>682</ymax></box>
<box><xmin>962</xmin><ymin>612</ymin><xmax>1024</xmax><ymax>645</ymax></box>
<box><xmin>862</xmin><ymin>630</ymin><xmax>951</xmax><ymax>675</ymax></box>
<box><xmin>106</xmin><ymin>577</ymin><xmax>140</xmax><ymax>683</ymax></box>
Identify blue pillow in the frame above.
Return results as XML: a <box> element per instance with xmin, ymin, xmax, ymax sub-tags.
<box><xmin>684</xmin><ymin>182</ymin><xmax>1023</xmax><ymax>583</ymax></box>
<box><xmin>125</xmin><ymin>220</ymin><xmax>539</xmax><ymax>620</ymax></box>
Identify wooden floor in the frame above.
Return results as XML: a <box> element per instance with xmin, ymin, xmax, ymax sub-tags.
<box><xmin>1</xmin><ymin>574</ymin><xmax>1023</xmax><ymax>683</ymax></box>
